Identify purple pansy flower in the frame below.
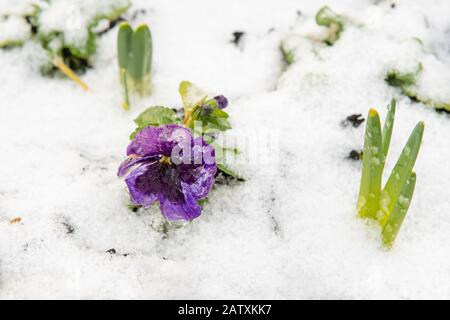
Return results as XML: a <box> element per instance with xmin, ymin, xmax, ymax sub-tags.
<box><xmin>118</xmin><ymin>124</ymin><xmax>217</xmax><ymax>221</ymax></box>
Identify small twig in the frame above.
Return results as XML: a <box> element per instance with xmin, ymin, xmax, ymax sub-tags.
<box><xmin>52</xmin><ymin>56</ymin><xmax>89</xmax><ymax>91</ymax></box>
<box><xmin>10</xmin><ymin>217</ymin><xmax>22</xmax><ymax>224</ymax></box>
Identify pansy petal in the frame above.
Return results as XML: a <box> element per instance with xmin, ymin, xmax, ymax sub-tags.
<box><xmin>124</xmin><ymin>162</ymin><xmax>160</xmax><ymax>208</ymax></box>
<box><xmin>176</xmin><ymin>137</ymin><xmax>216</xmax><ymax>200</ymax></box>
<box><xmin>179</xmin><ymin>164</ymin><xmax>216</xmax><ymax>200</ymax></box>
<box><xmin>117</xmin><ymin>155</ymin><xmax>158</xmax><ymax>177</ymax></box>
<box><xmin>159</xmin><ymin>183</ymin><xmax>201</xmax><ymax>221</ymax></box>
<box><xmin>127</xmin><ymin>124</ymin><xmax>193</xmax><ymax>157</ymax></box>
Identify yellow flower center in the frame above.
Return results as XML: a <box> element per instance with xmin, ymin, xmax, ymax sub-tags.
<box><xmin>160</xmin><ymin>156</ymin><xmax>172</xmax><ymax>165</ymax></box>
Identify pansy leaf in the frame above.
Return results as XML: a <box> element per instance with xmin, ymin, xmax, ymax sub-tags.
<box><xmin>130</xmin><ymin>106</ymin><xmax>182</xmax><ymax>139</ymax></box>
<box><xmin>202</xmin><ymin>116</ymin><xmax>232</xmax><ymax>133</ymax></box>
<box><xmin>217</xmin><ymin>164</ymin><xmax>245</xmax><ymax>181</ymax></box>
<box><xmin>179</xmin><ymin>81</ymin><xmax>208</xmax><ymax>112</ymax></box>
<box><xmin>210</xmin><ymin>108</ymin><xmax>229</xmax><ymax>118</ymax></box>
<box><xmin>134</xmin><ymin>106</ymin><xmax>181</xmax><ymax>127</ymax></box>
<box><xmin>214</xmin><ymin>143</ymin><xmax>244</xmax><ymax>180</ymax></box>
<box><xmin>193</xmin><ymin>104</ymin><xmax>232</xmax><ymax>133</ymax></box>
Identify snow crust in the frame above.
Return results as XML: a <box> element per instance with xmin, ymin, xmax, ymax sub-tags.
<box><xmin>0</xmin><ymin>15</ymin><xmax>30</xmax><ymax>45</ymax></box>
<box><xmin>38</xmin><ymin>0</ymin><xmax>130</xmax><ymax>48</ymax></box>
<box><xmin>1</xmin><ymin>0</ymin><xmax>450</xmax><ymax>299</ymax></box>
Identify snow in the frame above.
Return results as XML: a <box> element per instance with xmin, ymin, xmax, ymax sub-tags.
<box><xmin>0</xmin><ymin>1</ymin><xmax>35</xmax><ymax>47</ymax></box>
<box><xmin>38</xmin><ymin>0</ymin><xmax>130</xmax><ymax>48</ymax></box>
<box><xmin>0</xmin><ymin>15</ymin><xmax>30</xmax><ymax>46</ymax></box>
<box><xmin>1</xmin><ymin>0</ymin><xmax>450</xmax><ymax>299</ymax></box>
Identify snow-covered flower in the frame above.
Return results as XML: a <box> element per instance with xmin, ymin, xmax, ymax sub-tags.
<box><xmin>118</xmin><ymin>124</ymin><xmax>217</xmax><ymax>221</ymax></box>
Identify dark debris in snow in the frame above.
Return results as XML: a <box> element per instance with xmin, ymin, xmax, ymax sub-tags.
<box><xmin>341</xmin><ymin>114</ymin><xmax>365</xmax><ymax>128</ymax></box>
<box><xmin>348</xmin><ymin>149</ymin><xmax>363</xmax><ymax>161</ymax></box>
<box><xmin>231</xmin><ymin>31</ymin><xmax>245</xmax><ymax>46</ymax></box>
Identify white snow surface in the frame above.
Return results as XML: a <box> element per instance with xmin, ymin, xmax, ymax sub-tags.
<box><xmin>38</xmin><ymin>0</ymin><xmax>130</xmax><ymax>48</ymax></box>
<box><xmin>1</xmin><ymin>0</ymin><xmax>450</xmax><ymax>299</ymax></box>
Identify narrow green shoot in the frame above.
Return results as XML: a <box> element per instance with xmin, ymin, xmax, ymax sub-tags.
<box><xmin>357</xmin><ymin>109</ymin><xmax>383</xmax><ymax>219</ymax></box>
<box><xmin>357</xmin><ymin>99</ymin><xmax>424</xmax><ymax>248</ymax></box>
<box><xmin>117</xmin><ymin>22</ymin><xmax>152</xmax><ymax>110</ymax></box>
<box><xmin>381</xmin><ymin>98</ymin><xmax>396</xmax><ymax>160</ymax></box>
<box><xmin>279</xmin><ymin>42</ymin><xmax>295</xmax><ymax>68</ymax></box>
<box><xmin>379</xmin><ymin>121</ymin><xmax>424</xmax><ymax>227</ymax></box>
<box><xmin>381</xmin><ymin>172</ymin><xmax>416</xmax><ymax>248</ymax></box>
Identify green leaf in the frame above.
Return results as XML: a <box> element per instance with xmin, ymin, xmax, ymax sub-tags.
<box><xmin>117</xmin><ymin>23</ymin><xmax>152</xmax><ymax>106</ymax></box>
<box><xmin>179</xmin><ymin>81</ymin><xmax>208</xmax><ymax>113</ymax></box>
<box><xmin>0</xmin><ymin>39</ymin><xmax>26</xmax><ymax>49</ymax></box>
<box><xmin>434</xmin><ymin>101</ymin><xmax>450</xmax><ymax>112</ymax></box>
<box><xmin>217</xmin><ymin>164</ymin><xmax>245</xmax><ymax>181</ymax></box>
<box><xmin>385</xmin><ymin>63</ymin><xmax>422</xmax><ymax>92</ymax></box>
<box><xmin>134</xmin><ymin>106</ymin><xmax>179</xmax><ymax>127</ymax></box>
<box><xmin>385</xmin><ymin>70</ymin><xmax>417</xmax><ymax>88</ymax></box>
<box><xmin>385</xmin><ymin>64</ymin><xmax>450</xmax><ymax>112</ymax></box>
<box><xmin>127</xmin><ymin>24</ymin><xmax>152</xmax><ymax>97</ymax></box>
<box><xmin>201</xmin><ymin>115</ymin><xmax>232</xmax><ymax>133</ymax></box>
<box><xmin>190</xmin><ymin>103</ymin><xmax>232</xmax><ymax>133</ymax></box>
<box><xmin>37</xmin><ymin>1</ymin><xmax>130</xmax><ymax>76</ymax></box>
<box><xmin>67</xmin><ymin>30</ymin><xmax>97</xmax><ymax>59</ymax></box>
<box><xmin>185</xmin><ymin>95</ymin><xmax>232</xmax><ymax>133</ymax></box>
<box><xmin>128</xmin><ymin>24</ymin><xmax>152</xmax><ymax>81</ymax></box>
<box><xmin>210</xmin><ymin>108</ymin><xmax>229</xmax><ymax>119</ymax></box>
<box><xmin>316</xmin><ymin>6</ymin><xmax>341</xmax><ymax>26</ymax></box>
<box><xmin>315</xmin><ymin>6</ymin><xmax>344</xmax><ymax>45</ymax></box>
<box><xmin>130</xmin><ymin>106</ymin><xmax>181</xmax><ymax>139</ymax></box>
<box><xmin>357</xmin><ymin>109</ymin><xmax>383</xmax><ymax>219</ymax></box>
<box><xmin>213</xmin><ymin>143</ymin><xmax>244</xmax><ymax>180</ymax></box>
<box><xmin>357</xmin><ymin>104</ymin><xmax>424</xmax><ymax>247</ymax></box>
<box><xmin>117</xmin><ymin>22</ymin><xmax>132</xmax><ymax>69</ymax></box>
<box><xmin>279</xmin><ymin>42</ymin><xmax>295</xmax><ymax>67</ymax></box>
<box><xmin>118</xmin><ymin>22</ymin><xmax>133</xmax><ymax>109</ymax></box>
<box><xmin>381</xmin><ymin>98</ymin><xmax>396</xmax><ymax>160</ymax></box>
<box><xmin>197</xmin><ymin>198</ymin><xmax>208</xmax><ymax>207</ymax></box>
<box><xmin>382</xmin><ymin>172</ymin><xmax>416</xmax><ymax>248</ymax></box>
<box><xmin>0</xmin><ymin>6</ymin><xmax>38</xmax><ymax>49</ymax></box>
<box><xmin>381</xmin><ymin>122</ymin><xmax>424</xmax><ymax>219</ymax></box>
<box><xmin>89</xmin><ymin>0</ymin><xmax>131</xmax><ymax>29</ymax></box>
